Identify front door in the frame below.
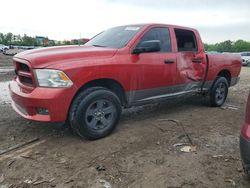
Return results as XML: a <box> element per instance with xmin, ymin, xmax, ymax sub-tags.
<box><xmin>129</xmin><ymin>27</ymin><xmax>177</xmax><ymax>103</ymax></box>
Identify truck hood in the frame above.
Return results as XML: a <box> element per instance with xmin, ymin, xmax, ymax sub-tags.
<box><xmin>14</xmin><ymin>45</ymin><xmax>117</xmax><ymax>68</ymax></box>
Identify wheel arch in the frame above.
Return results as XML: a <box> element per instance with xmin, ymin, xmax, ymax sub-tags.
<box><xmin>217</xmin><ymin>69</ymin><xmax>231</xmax><ymax>85</ymax></box>
<box><xmin>72</xmin><ymin>78</ymin><xmax>127</xmax><ymax>107</ymax></box>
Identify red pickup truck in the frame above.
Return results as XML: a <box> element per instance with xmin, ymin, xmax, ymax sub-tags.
<box><xmin>9</xmin><ymin>24</ymin><xmax>241</xmax><ymax>139</ymax></box>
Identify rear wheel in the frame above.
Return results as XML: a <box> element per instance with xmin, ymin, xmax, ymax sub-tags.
<box><xmin>69</xmin><ymin>87</ymin><xmax>122</xmax><ymax>140</ymax></box>
<box><xmin>210</xmin><ymin>77</ymin><xmax>229</xmax><ymax>107</ymax></box>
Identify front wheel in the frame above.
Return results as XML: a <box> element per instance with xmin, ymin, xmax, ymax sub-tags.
<box><xmin>69</xmin><ymin>87</ymin><xmax>122</xmax><ymax>140</ymax></box>
<box><xmin>210</xmin><ymin>77</ymin><xmax>229</xmax><ymax>107</ymax></box>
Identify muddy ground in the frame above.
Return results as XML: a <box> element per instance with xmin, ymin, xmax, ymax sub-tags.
<box><xmin>0</xmin><ymin>53</ymin><xmax>250</xmax><ymax>188</ymax></box>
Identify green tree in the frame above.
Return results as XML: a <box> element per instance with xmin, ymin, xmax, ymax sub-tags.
<box><xmin>5</xmin><ymin>32</ymin><xmax>13</xmax><ymax>45</ymax></box>
<box><xmin>21</xmin><ymin>34</ymin><xmax>37</xmax><ymax>46</ymax></box>
<box><xmin>62</xmin><ymin>40</ymin><xmax>70</xmax><ymax>45</ymax></box>
<box><xmin>203</xmin><ymin>43</ymin><xmax>217</xmax><ymax>52</ymax></box>
<box><xmin>215</xmin><ymin>40</ymin><xmax>232</xmax><ymax>52</ymax></box>
<box><xmin>205</xmin><ymin>39</ymin><xmax>250</xmax><ymax>52</ymax></box>
<box><xmin>232</xmin><ymin>40</ymin><xmax>250</xmax><ymax>52</ymax></box>
<box><xmin>0</xmin><ymin>33</ymin><xmax>4</xmax><ymax>44</ymax></box>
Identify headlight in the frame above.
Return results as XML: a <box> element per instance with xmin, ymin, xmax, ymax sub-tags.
<box><xmin>34</xmin><ymin>69</ymin><xmax>73</xmax><ymax>88</ymax></box>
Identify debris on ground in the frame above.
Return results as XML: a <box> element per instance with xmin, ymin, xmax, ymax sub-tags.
<box><xmin>99</xmin><ymin>179</ymin><xmax>112</xmax><ymax>188</ymax></box>
<box><xmin>33</xmin><ymin>178</ymin><xmax>54</xmax><ymax>185</ymax></box>
<box><xmin>96</xmin><ymin>165</ymin><xmax>106</xmax><ymax>171</ymax></box>
<box><xmin>153</xmin><ymin>123</ymin><xmax>169</xmax><ymax>133</ymax></box>
<box><xmin>237</xmin><ymin>168</ymin><xmax>243</xmax><ymax>172</ymax></box>
<box><xmin>212</xmin><ymin>155</ymin><xmax>224</xmax><ymax>158</ymax></box>
<box><xmin>0</xmin><ymin>138</ymin><xmax>39</xmax><ymax>155</ymax></box>
<box><xmin>20</xmin><ymin>153</ymin><xmax>35</xmax><ymax>160</ymax></box>
<box><xmin>155</xmin><ymin>157</ymin><xmax>165</xmax><ymax>165</ymax></box>
<box><xmin>57</xmin><ymin>157</ymin><xmax>67</xmax><ymax>164</ymax></box>
<box><xmin>7</xmin><ymin>160</ymin><xmax>15</xmax><ymax>167</ymax></box>
<box><xmin>0</xmin><ymin>174</ymin><xmax>4</xmax><ymax>183</ymax></box>
<box><xmin>65</xmin><ymin>179</ymin><xmax>74</xmax><ymax>184</ymax></box>
<box><xmin>225</xmin><ymin>178</ymin><xmax>236</xmax><ymax>187</ymax></box>
<box><xmin>173</xmin><ymin>143</ymin><xmax>187</xmax><ymax>147</ymax></box>
<box><xmin>180</xmin><ymin>146</ymin><xmax>197</xmax><ymax>153</ymax></box>
<box><xmin>23</xmin><ymin>177</ymin><xmax>55</xmax><ymax>186</ymax></box>
<box><xmin>158</xmin><ymin>119</ymin><xmax>194</xmax><ymax>146</ymax></box>
<box><xmin>24</xmin><ymin>179</ymin><xmax>33</xmax><ymax>184</ymax></box>
<box><xmin>157</xmin><ymin>119</ymin><xmax>197</xmax><ymax>153</ymax></box>
<box><xmin>205</xmin><ymin>144</ymin><xmax>211</xmax><ymax>148</ymax></box>
<box><xmin>221</xmin><ymin>104</ymin><xmax>239</xmax><ymax>110</ymax></box>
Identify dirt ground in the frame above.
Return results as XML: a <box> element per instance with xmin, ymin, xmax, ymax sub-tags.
<box><xmin>0</xmin><ymin>53</ymin><xmax>250</xmax><ymax>188</ymax></box>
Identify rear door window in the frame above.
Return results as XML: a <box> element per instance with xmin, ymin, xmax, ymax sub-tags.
<box><xmin>174</xmin><ymin>29</ymin><xmax>198</xmax><ymax>52</ymax></box>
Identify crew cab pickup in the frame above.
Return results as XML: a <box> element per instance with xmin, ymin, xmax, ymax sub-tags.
<box><xmin>9</xmin><ymin>24</ymin><xmax>241</xmax><ymax>139</ymax></box>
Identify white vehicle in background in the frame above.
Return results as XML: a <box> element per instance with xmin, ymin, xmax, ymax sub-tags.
<box><xmin>241</xmin><ymin>52</ymin><xmax>250</xmax><ymax>66</ymax></box>
<box><xmin>0</xmin><ymin>44</ymin><xmax>10</xmax><ymax>52</ymax></box>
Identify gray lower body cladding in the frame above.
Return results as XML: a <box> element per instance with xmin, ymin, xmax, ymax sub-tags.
<box><xmin>125</xmin><ymin>77</ymin><xmax>239</xmax><ymax>106</ymax></box>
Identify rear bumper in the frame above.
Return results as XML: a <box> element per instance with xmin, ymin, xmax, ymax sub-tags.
<box><xmin>9</xmin><ymin>80</ymin><xmax>77</xmax><ymax>122</ymax></box>
<box><xmin>240</xmin><ymin>134</ymin><xmax>250</xmax><ymax>174</ymax></box>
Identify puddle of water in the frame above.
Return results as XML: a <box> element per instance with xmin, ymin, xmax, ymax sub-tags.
<box><xmin>0</xmin><ymin>81</ymin><xmax>11</xmax><ymax>105</ymax></box>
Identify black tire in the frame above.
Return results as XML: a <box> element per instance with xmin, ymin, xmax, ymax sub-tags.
<box><xmin>69</xmin><ymin>87</ymin><xmax>122</xmax><ymax>140</ymax></box>
<box><xmin>210</xmin><ymin>77</ymin><xmax>229</xmax><ymax>107</ymax></box>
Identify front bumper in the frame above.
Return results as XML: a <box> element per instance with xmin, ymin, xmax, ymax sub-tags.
<box><xmin>9</xmin><ymin>80</ymin><xmax>77</xmax><ymax>122</ymax></box>
<box><xmin>240</xmin><ymin>134</ymin><xmax>250</xmax><ymax>175</ymax></box>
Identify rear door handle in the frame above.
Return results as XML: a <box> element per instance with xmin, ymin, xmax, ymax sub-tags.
<box><xmin>192</xmin><ymin>58</ymin><xmax>202</xmax><ymax>63</ymax></box>
<box><xmin>164</xmin><ymin>59</ymin><xmax>175</xmax><ymax>64</ymax></box>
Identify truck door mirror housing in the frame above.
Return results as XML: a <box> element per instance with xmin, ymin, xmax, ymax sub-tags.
<box><xmin>132</xmin><ymin>40</ymin><xmax>161</xmax><ymax>54</ymax></box>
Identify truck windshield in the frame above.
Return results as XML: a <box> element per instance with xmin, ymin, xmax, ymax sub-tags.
<box><xmin>85</xmin><ymin>25</ymin><xmax>143</xmax><ymax>49</ymax></box>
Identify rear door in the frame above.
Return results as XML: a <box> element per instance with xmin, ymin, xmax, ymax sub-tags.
<box><xmin>174</xmin><ymin>28</ymin><xmax>206</xmax><ymax>91</ymax></box>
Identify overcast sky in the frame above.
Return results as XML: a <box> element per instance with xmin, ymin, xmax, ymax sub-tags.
<box><xmin>0</xmin><ymin>0</ymin><xmax>249</xmax><ymax>43</ymax></box>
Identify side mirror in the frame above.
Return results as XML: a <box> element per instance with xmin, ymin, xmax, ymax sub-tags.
<box><xmin>132</xmin><ymin>40</ymin><xmax>161</xmax><ymax>54</ymax></box>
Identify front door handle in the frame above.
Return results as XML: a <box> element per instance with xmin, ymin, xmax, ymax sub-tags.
<box><xmin>164</xmin><ymin>59</ymin><xmax>175</xmax><ymax>64</ymax></box>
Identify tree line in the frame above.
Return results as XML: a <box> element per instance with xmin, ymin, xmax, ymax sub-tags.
<box><xmin>0</xmin><ymin>32</ymin><xmax>86</xmax><ymax>47</ymax></box>
<box><xmin>204</xmin><ymin>40</ymin><xmax>250</xmax><ymax>52</ymax></box>
<box><xmin>0</xmin><ymin>32</ymin><xmax>49</xmax><ymax>46</ymax></box>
